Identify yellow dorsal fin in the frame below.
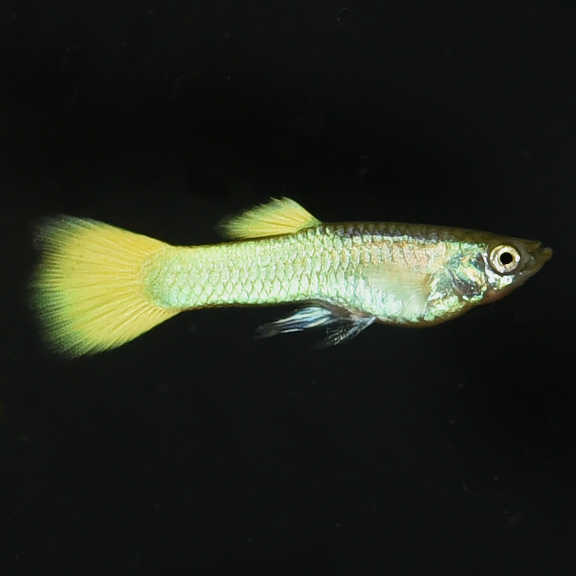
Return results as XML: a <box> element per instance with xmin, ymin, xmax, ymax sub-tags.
<box><xmin>218</xmin><ymin>197</ymin><xmax>321</xmax><ymax>239</ymax></box>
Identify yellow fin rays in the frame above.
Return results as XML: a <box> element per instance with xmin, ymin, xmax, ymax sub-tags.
<box><xmin>218</xmin><ymin>197</ymin><xmax>321</xmax><ymax>239</ymax></box>
<box><xmin>31</xmin><ymin>217</ymin><xmax>178</xmax><ymax>357</ymax></box>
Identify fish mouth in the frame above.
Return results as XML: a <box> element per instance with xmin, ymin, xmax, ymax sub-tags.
<box><xmin>538</xmin><ymin>246</ymin><xmax>553</xmax><ymax>264</ymax></box>
<box><xmin>522</xmin><ymin>241</ymin><xmax>552</xmax><ymax>276</ymax></box>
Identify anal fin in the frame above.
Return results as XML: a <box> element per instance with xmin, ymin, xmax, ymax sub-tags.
<box><xmin>318</xmin><ymin>316</ymin><xmax>375</xmax><ymax>348</ymax></box>
<box><xmin>255</xmin><ymin>305</ymin><xmax>375</xmax><ymax>347</ymax></box>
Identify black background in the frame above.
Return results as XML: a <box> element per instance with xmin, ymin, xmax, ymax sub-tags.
<box><xmin>1</xmin><ymin>1</ymin><xmax>575</xmax><ymax>575</ymax></box>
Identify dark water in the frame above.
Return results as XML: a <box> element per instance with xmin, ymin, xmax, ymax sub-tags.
<box><xmin>1</xmin><ymin>2</ymin><xmax>575</xmax><ymax>575</ymax></box>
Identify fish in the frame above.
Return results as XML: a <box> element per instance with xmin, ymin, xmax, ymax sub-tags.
<box><xmin>30</xmin><ymin>197</ymin><xmax>552</xmax><ymax>357</ymax></box>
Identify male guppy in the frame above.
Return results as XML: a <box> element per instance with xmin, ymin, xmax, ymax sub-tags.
<box><xmin>31</xmin><ymin>197</ymin><xmax>551</xmax><ymax>357</ymax></box>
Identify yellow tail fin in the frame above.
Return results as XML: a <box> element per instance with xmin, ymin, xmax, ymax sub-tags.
<box><xmin>31</xmin><ymin>217</ymin><xmax>179</xmax><ymax>357</ymax></box>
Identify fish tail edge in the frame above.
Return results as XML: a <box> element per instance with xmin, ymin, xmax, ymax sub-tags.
<box><xmin>30</xmin><ymin>216</ymin><xmax>178</xmax><ymax>357</ymax></box>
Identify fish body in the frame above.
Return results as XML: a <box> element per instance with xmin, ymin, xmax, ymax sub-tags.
<box><xmin>31</xmin><ymin>198</ymin><xmax>551</xmax><ymax>357</ymax></box>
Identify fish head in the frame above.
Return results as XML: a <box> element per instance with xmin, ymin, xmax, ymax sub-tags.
<box><xmin>482</xmin><ymin>237</ymin><xmax>552</xmax><ymax>303</ymax></box>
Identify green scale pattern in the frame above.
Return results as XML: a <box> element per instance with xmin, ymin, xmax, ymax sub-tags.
<box><xmin>143</xmin><ymin>223</ymin><xmax>493</xmax><ymax>325</ymax></box>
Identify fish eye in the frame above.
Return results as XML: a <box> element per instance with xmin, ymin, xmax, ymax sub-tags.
<box><xmin>489</xmin><ymin>244</ymin><xmax>521</xmax><ymax>274</ymax></box>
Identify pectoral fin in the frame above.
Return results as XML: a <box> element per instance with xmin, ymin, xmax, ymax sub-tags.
<box><xmin>365</xmin><ymin>263</ymin><xmax>433</xmax><ymax>318</ymax></box>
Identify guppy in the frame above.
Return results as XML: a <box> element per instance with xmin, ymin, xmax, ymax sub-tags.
<box><xmin>31</xmin><ymin>197</ymin><xmax>551</xmax><ymax>357</ymax></box>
